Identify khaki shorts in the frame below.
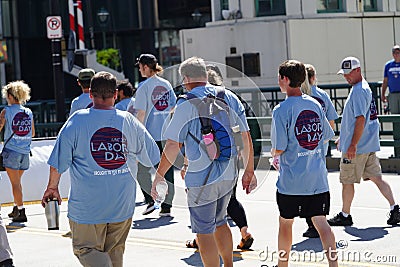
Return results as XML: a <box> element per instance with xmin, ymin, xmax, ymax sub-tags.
<box><xmin>340</xmin><ymin>152</ymin><xmax>381</xmax><ymax>184</ymax></box>
<box><xmin>69</xmin><ymin>218</ymin><xmax>132</xmax><ymax>267</ymax></box>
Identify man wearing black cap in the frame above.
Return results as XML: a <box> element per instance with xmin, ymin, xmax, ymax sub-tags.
<box><xmin>134</xmin><ymin>54</ymin><xmax>176</xmax><ymax>216</ymax></box>
<box><xmin>69</xmin><ymin>68</ymin><xmax>95</xmax><ymax>116</ymax></box>
<box><xmin>382</xmin><ymin>45</ymin><xmax>400</xmax><ymax>114</ymax></box>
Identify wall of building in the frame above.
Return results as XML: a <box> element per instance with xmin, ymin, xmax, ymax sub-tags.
<box><xmin>180</xmin><ymin>15</ymin><xmax>400</xmax><ymax>88</ymax></box>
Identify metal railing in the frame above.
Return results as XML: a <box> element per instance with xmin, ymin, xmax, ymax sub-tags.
<box><xmin>248</xmin><ymin>114</ymin><xmax>400</xmax><ymax>158</ymax></box>
<box><xmin>231</xmin><ymin>82</ymin><xmax>384</xmax><ymax>117</ymax></box>
<box><xmin>0</xmin><ymin>82</ymin><xmax>393</xmax><ymax>143</ymax></box>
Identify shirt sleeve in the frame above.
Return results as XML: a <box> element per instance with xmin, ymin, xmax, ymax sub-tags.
<box><xmin>321</xmin><ymin>110</ymin><xmax>335</xmax><ymax>142</ymax></box>
<box><xmin>352</xmin><ymin>89</ymin><xmax>370</xmax><ymax>118</ymax></box>
<box><xmin>163</xmin><ymin>101</ymin><xmax>191</xmax><ymax>143</ymax></box>
<box><xmin>271</xmin><ymin>106</ymin><xmax>288</xmax><ymax>151</ymax></box>
<box><xmin>384</xmin><ymin>62</ymin><xmax>389</xmax><ymax>78</ymax></box>
<box><xmin>47</xmin><ymin>119</ymin><xmax>75</xmax><ymax>173</ymax></box>
<box><xmin>226</xmin><ymin>90</ymin><xmax>249</xmax><ymax>132</ymax></box>
<box><xmin>123</xmin><ymin>114</ymin><xmax>160</xmax><ymax>168</ymax></box>
<box><xmin>134</xmin><ymin>85</ymin><xmax>148</xmax><ymax>112</ymax></box>
<box><xmin>322</xmin><ymin>92</ymin><xmax>339</xmax><ymax>121</ymax></box>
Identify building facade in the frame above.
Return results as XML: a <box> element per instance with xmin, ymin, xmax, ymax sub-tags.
<box><xmin>0</xmin><ymin>0</ymin><xmax>210</xmax><ymax>101</ymax></box>
<box><xmin>181</xmin><ymin>0</ymin><xmax>400</xmax><ymax>88</ymax></box>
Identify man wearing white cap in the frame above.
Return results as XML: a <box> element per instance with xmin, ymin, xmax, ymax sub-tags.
<box><xmin>328</xmin><ymin>56</ymin><xmax>400</xmax><ymax>226</ymax></box>
<box><xmin>381</xmin><ymin>45</ymin><xmax>400</xmax><ymax>114</ymax></box>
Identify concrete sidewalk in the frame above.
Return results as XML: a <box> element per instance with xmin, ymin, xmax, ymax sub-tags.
<box><xmin>2</xmin><ymin>169</ymin><xmax>400</xmax><ymax>267</ymax></box>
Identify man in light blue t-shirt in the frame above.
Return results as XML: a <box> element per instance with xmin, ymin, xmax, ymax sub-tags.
<box><xmin>271</xmin><ymin>60</ymin><xmax>337</xmax><ymax>267</ymax></box>
<box><xmin>41</xmin><ymin>72</ymin><xmax>160</xmax><ymax>267</ymax></box>
<box><xmin>69</xmin><ymin>68</ymin><xmax>95</xmax><ymax>116</ymax></box>
<box><xmin>115</xmin><ymin>80</ymin><xmax>136</xmax><ymax>112</ymax></box>
<box><xmin>328</xmin><ymin>56</ymin><xmax>400</xmax><ymax>227</ymax></box>
<box><xmin>134</xmin><ymin>54</ymin><xmax>177</xmax><ymax>216</ymax></box>
<box><xmin>151</xmin><ymin>57</ymin><xmax>257</xmax><ymax>267</ymax></box>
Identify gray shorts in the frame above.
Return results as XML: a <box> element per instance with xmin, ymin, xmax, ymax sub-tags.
<box><xmin>187</xmin><ymin>179</ymin><xmax>235</xmax><ymax>234</ymax></box>
<box><xmin>2</xmin><ymin>148</ymin><xmax>29</xmax><ymax>170</ymax></box>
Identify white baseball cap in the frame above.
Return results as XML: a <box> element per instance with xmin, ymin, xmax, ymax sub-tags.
<box><xmin>337</xmin><ymin>56</ymin><xmax>361</xmax><ymax>75</ymax></box>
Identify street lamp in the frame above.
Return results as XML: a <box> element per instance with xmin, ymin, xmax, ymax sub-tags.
<box><xmin>191</xmin><ymin>9</ymin><xmax>202</xmax><ymax>26</ymax></box>
<box><xmin>97</xmin><ymin>7</ymin><xmax>109</xmax><ymax>49</ymax></box>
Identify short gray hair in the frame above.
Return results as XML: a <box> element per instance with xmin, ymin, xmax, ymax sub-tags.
<box><xmin>179</xmin><ymin>57</ymin><xmax>207</xmax><ymax>79</ymax></box>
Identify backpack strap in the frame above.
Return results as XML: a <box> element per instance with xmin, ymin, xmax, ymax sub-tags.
<box><xmin>215</xmin><ymin>86</ymin><xmax>225</xmax><ymax>101</ymax></box>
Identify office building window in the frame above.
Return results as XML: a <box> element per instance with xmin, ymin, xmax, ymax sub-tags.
<box><xmin>225</xmin><ymin>56</ymin><xmax>242</xmax><ymax>78</ymax></box>
<box><xmin>221</xmin><ymin>0</ymin><xmax>229</xmax><ymax>10</ymax></box>
<box><xmin>243</xmin><ymin>53</ymin><xmax>260</xmax><ymax>77</ymax></box>
<box><xmin>364</xmin><ymin>0</ymin><xmax>377</xmax><ymax>11</ymax></box>
<box><xmin>317</xmin><ymin>0</ymin><xmax>343</xmax><ymax>13</ymax></box>
<box><xmin>255</xmin><ymin>0</ymin><xmax>285</xmax><ymax>16</ymax></box>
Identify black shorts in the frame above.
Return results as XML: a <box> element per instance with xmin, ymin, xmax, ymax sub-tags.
<box><xmin>276</xmin><ymin>191</ymin><xmax>330</xmax><ymax>219</ymax></box>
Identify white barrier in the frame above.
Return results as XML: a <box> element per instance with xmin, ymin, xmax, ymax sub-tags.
<box><xmin>0</xmin><ymin>139</ymin><xmax>71</xmax><ymax>204</ymax></box>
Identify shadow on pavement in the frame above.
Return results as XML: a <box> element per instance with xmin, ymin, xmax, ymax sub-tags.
<box><xmin>345</xmin><ymin>226</ymin><xmax>390</xmax><ymax>241</ymax></box>
<box><xmin>291</xmin><ymin>238</ymin><xmax>323</xmax><ymax>252</ymax></box>
<box><xmin>5</xmin><ymin>223</ymin><xmax>27</xmax><ymax>233</ymax></box>
<box><xmin>132</xmin><ymin>216</ymin><xmax>177</xmax><ymax>229</ymax></box>
<box><xmin>181</xmin><ymin>251</ymin><xmax>244</xmax><ymax>267</ymax></box>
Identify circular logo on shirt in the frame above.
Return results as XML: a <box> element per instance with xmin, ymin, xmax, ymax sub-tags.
<box><xmin>294</xmin><ymin>110</ymin><xmax>322</xmax><ymax>150</ymax></box>
<box><xmin>152</xmin><ymin>86</ymin><xmax>170</xmax><ymax>111</ymax></box>
<box><xmin>370</xmin><ymin>100</ymin><xmax>378</xmax><ymax>121</ymax></box>
<box><xmin>12</xmin><ymin>112</ymin><xmax>32</xmax><ymax>136</ymax></box>
<box><xmin>90</xmin><ymin>127</ymin><xmax>127</xmax><ymax>170</ymax></box>
<box><xmin>311</xmin><ymin>96</ymin><xmax>326</xmax><ymax>113</ymax></box>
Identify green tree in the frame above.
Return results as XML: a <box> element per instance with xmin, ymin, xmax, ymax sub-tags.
<box><xmin>97</xmin><ymin>48</ymin><xmax>121</xmax><ymax>71</ymax></box>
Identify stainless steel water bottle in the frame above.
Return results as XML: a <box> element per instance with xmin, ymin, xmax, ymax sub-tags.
<box><xmin>45</xmin><ymin>198</ymin><xmax>60</xmax><ymax>230</ymax></box>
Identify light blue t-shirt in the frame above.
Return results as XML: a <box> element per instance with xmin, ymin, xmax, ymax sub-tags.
<box><xmin>48</xmin><ymin>108</ymin><xmax>160</xmax><ymax>224</ymax></box>
<box><xmin>4</xmin><ymin>104</ymin><xmax>33</xmax><ymax>154</ymax></box>
<box><xmin>339</xmin><ymin>79</ymin><xmax>380</xmax><ymax>154</ymax></box>
<box><xmin>311</xmin><ymin>85</ymin><xmax>339</xmax><ymax>155</ymax></box>
<box><xmin>126</xmin><ymin>98</ymin><xmax>137</xmax><ymax>116</ymax></box>
<box><xmin>69</xmin><ymin>93</ymin><xmax>93</xmax><ymax>116</ymax></box>
<box><xmin>115</xmin><ymin>97</ymin><xmax>133</xmax><ymax>111</ymax></box>
<box><xmin>271</xmin><ymin>95</ymin><xmax>334</xmax><ymax>195</ymax></box>
<box><xmin>135</xmin><ymin>76</ymin><xmax>176</xmax><ymax>141</ymax></box>
<box><xmin>164</xmin><ymin>85</ymin><xmax>249</xmax><ymax>188</ymax></box>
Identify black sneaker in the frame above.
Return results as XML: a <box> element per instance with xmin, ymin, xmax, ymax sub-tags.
<box><xmin>8</xmin><ymin>206</ymin><xmax>18</xmax><ymax>218</ymax></box>
<box><xmin>12</xmin><ymin>208</ymin><xmax>27</xmax><ymax>223</ymax></box>
<box><xmin>327</xmin><ymin>213</ymin><xmax>353</xmax><ymax>226</ymax></box>
<box><xmin>142</xmin><ymin>203</ymin><xmax>155</xmax><ymax>215</ymax></box>
<box><xmin>302</xmin><ymin>226</ymin><xmax>320</xmax><ymax>238</ymax></box>
<box><xmin>387</xmin><ymin>205</ymin><xmax>400</xmax><ymax>225</ymax></box>
<box><xmin>159</xmin><ymin>207</ymin><xmax>171</xmax><ymax>217</ymax></box>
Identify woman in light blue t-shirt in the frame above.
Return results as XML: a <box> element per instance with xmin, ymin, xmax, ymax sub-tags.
<box><xmin>0</xmin><ymin>81</ymin><xmax>35</xmax><ymax>223</ymax></box>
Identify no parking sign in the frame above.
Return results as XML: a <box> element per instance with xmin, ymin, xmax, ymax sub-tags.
<box><xmin>46</xmin><ymin>16</ymin><xmax>62</xmax><ymax>39</ymax></box>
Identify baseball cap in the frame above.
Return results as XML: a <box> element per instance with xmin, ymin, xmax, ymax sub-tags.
<box><xmin>78</xmin><ymin>68</ymin><xmax>95</xmax><ymax>80</ymax></box>
<box><xmin>337</xmin><ymin>57</ymin><xmax>361</xmax><ymax>75</ymax></box>
<box><xmin>392</xmin><ymin>45</ymin><xmax>400</xmax><ymax>52</ymax></box>
<box><xmin>135</xmin><ymin>54</ymin><xmax>157</xmax><ymax>66</ymax></box>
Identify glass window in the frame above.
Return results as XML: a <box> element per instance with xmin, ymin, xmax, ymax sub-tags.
<box><xmin>317</xmin><ymin>0</ymin><xmax>343</xmax><ymax>13</ymax></box>
<box><xmin>255</xmin><ymin>0</ymin><xmax>285</xmax><ymax>16</ymax></box>
<box><xmin>364</xmin><ymin>0</ymin><xmax>377</xmax><ymax>11</ymax></box>
<box><xmin>221</xmin><ymin>0</ymin><xmax>229</xmax><ymax>10</ymax></box>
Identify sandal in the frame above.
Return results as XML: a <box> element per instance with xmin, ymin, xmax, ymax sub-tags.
<box><xmin>237</xmin><ymin>234</ymin><xmax>254</xmax><ymax>250</ymax></box>
<box><xmin>185</xmin><ymin>239</ymin><xmax>198</xmax><ymax>249</ymax></box>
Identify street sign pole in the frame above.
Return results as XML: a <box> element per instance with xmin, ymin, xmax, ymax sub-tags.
<box><xmin>51</xmin><ymin>38</ymin><xmax>66</xmax><ymax>122</ymax></box>
<box><xmin>48</xmin><ymin>1</ymin><xmax>66</xmax><ymax>123</ymax></box>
